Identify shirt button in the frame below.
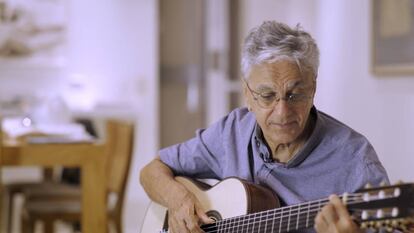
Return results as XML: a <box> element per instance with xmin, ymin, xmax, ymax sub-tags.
<box><xmin>256</xmin><ymin>141</ymin><xmax>260</xmax><ymax>147</ymax></box>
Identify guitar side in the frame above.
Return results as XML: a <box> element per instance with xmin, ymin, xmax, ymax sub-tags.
<box><xmin>140</xmin><ymin>177</ymin><xmax>279</xmax><ymax>233</ymax></box>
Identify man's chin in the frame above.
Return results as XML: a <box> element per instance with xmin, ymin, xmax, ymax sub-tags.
<box><xmin>269</xmin><ymin>134</ymin><xmax>300</xmax><ymax>145</ymax></box>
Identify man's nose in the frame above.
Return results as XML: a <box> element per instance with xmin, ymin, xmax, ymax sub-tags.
<box><xmin>273</xmin><ymin>98</ymin><xmax>291</xmax><ymax>116</ymax></box>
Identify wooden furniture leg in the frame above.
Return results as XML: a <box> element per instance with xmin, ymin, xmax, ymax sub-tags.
<box><xmin>81</xmin><ymin>153</ymin><xmax>107</xmax><ymax>233</ymax></box>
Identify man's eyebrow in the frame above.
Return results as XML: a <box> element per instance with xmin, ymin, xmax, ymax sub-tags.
<box><xmin>286</xmin><ymin>80</ymin><xmax>308</xmax><ymax>89</ymax></box>
<box><xmin>255</xmin><ymin>84</ymin><xmax>276</xmax><ymax>92</ymax></box>
<box><xmin>254</xmin><ymin>80</ymin><xmax>311</xmax><ymax>92</ymax></box>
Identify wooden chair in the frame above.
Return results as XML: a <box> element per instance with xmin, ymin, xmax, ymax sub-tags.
<box><xmin>0</xmin><ymin>116</ymin><xmax>5</xmax><ymax>232</ymax></box>
<box><xmin>20</xmin><ymin>119</ymin><xmax>135</xmax><ymax>233</ymax></box>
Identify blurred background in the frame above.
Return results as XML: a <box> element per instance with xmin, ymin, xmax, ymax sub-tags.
<box><xmin>1</xmin><ymin>0</ymin><xmax>414</xmax><ymax>232</ymax></box>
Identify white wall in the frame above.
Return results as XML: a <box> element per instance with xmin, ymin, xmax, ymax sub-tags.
<box><xmin>241</xmin><ymin>0</ymin><xmax>414</xmax><ymax>183</ymax></box>
<box><xmin>61</xmin><ymin>0</ymin><xmax>160</xmax><ymax>231</ymax></box>
<box><xmin>1</xmin><ymin>0</ymin><xmax>159</xmax><ymax>232</ymax></box>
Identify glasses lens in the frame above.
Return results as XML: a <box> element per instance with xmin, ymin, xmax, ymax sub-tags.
<box><xmin>257</xmin><ymin>95</ymin><xmax>276</xmax><ymax>108</ymax></box>
<box><xmin>257</xmin><ymin>93</ymin><xmax>310</xmax><ymax>108</ymax></box>
<box><xmin>246</xmin><ymin>80</ymin><xmax>311</xmax><ymax>109</ymax></box>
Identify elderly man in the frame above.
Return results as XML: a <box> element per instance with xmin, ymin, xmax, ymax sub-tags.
<box><xmin>140</xmin><ymin>21</ymin><xmax>389</xmax><ymax>233</ymax></box>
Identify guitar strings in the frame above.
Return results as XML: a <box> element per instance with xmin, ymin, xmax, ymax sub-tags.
<box><xmin>209</xmin><ymin>210</ymin><xmax>366</xmax><ymax>233</ymax></box>
<box><xmin>201</xmin><ymin>210</ymin><xmax>380</xmax><ymax>233</ymax></box>
<box><xmin>204</xmin><ymin>210</ymin><xmax>343</xmax><ymax>233</ymax></box>
<box><xmin>203</xmin><ymin>194</ymin><xmax>362</xmax><ymax>228</ymax></box>
<box><xmin>200</xmin><ymin>194</ymin><xmax>364</xmax><ymax>233</ymax></box>
<box><xmin>208</xmin><ymin>208</ymin><xmax>358</xmax><ymax>233</ymax></box>
<box><xmin>201</xmin><ymin>201</ymin><xmax>340</xmax><ymax>233</ymax></box>
<box><xmin>280</xmin><ymin>210</ymin><xmax>364</xmax><ymax>233</ymax></box>
<box><xmin>205</xmin><ymin>211</ymin><xmax>365</xmax><ymax>233</ymax></box>
<box><xmin>202</xmin><ymin>212</ymin><xmax>318</xmax><ymax>233</ymax></box>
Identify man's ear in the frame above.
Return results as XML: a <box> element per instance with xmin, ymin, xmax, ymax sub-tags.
<box><xmin>310</xmin><ymin>78</ymin><xmax>317</xmax><ymax>97</ymax></box>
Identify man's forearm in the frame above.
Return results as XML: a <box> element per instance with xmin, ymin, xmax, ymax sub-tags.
<box><xmin>140</xmin><ymin>157</ymin><xmax>189</xmax><ymax>208</ymax></box>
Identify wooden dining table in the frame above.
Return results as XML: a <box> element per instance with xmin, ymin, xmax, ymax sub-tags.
<box><xmin>0</xmin><ymin>138</ymin><xmax>108</xmax><ymax>233</ymax></box>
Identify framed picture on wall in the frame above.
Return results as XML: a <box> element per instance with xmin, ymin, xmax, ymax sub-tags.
<box><xmin>0</xmin><ymin>0</ymin><xmax>68</xmax><ymax>70</ymax></box>
<box><xmin>372</xmin><ymin>0</ymin><xmax>414</xmax><ymax>75</ymax></box>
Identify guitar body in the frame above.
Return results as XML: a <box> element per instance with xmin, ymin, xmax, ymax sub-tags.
<box><xmin>141</xmin><ymin>177</ymin><xmax>280</xmax><ymax>233</ymax></box>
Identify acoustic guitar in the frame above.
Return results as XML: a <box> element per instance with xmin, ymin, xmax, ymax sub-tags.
<box><xmin>141</xmin><ymin>177</ymin><xmax>414</xmax><ymax>233</ymax></box>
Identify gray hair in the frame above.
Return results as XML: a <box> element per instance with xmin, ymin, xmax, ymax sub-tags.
<box><xmin>241</xmin><ymin>21</ymin><xmax>319</xmax><ymax>80</ymax></box>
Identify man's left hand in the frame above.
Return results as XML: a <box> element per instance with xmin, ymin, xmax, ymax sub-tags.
<box><xmin>314</xmin><ymin>195</ymin><xmax>363</xmax><ymax>233</ymax></box>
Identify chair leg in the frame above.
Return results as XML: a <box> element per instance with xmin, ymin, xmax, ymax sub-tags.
<box><xmin>6</xmin><ymin>189</ymin><xmax>18</xmax><ymax>233</ymax></box>
<box><xmin>6</xmin><ymin>194</ymin><xmax>12</xmax><ymax>233</ymax></box>
<box><xmin>114</xmin><ymin>217</ymin><xmax>122</xmax><ymax>233</ymax></box>
<box><xmin>21</xmin><ymin>215</ymin><xmax>35</xmax><ymax>233</ymax></box>
<box><xmin>44</xmin><ymin>220</ymin><xmax>54</xmax><ymax>233</ymax></box>
<box><xmin>5</xmin><ymin>186</ymin><xmax>22</xmax><ymax>233</ymax></box>
<box><xmin>115</xmin><ymin>221</ymin><xmax>122</xmax><ymax>233</ymax></box>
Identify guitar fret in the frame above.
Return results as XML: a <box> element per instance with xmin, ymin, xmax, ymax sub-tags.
<box><xmin>238</xmin><ymin>215</ymin><xmax>243</xmax><ymax>233</ymax></box>
<box><xmin>241</xmin><ymin>216</ymin><xmax>245</xmax><ymax>233</ymax></box>
<box><xmin>278</xmin><ymin>207</ymin><xmax>283</xmax><ymax>233</ymax></box>
<box><xmin>306</xmin><ymin>201</ymin><xmax>310</xmax><ymax>228</ymax></box>
<box><xmin>245</xmin><ymin>215</ymin><xmax>249</xmax><ymax>233</ymax></box>
<box><xmin>264</xmin><ymin>211</ymin><xmax>268</xmax><ymax>233</ymax></box>
<box><xmin>253</xmin><ymin>213</ymin><xmax>259</xmax><ymax>233</ymax></box>
<box><xmin>225</xmin><ymin>217</ymin><xmax>230</xmax><ymax>233</ymax></box>
<box><xmin>246</xmin><ymin>214</ymin><xmax>250</xmax><ymax>233</ymax></box>
<box><xmin>259</xmin><ymin>212</ymin><xmax>264</xmax><ymax>233</ymax></box>
<box><xmin>232</xmin><ymin>216</ymin><xmax>237</xmax><ymax>233</ymax></box>
<box><xmin>271</xmin><ymin>209</ymin><xmax>276</xmax><ymax>233</ymax></box>
<box><xmin>217</xmin><ymin>218</ymin><xmax>222</xmax><ymax>233</ymax></box>
<box><xmin>260</xmin><ymin>212</ymin><xmax>265</xmax><ymax>233</ymax></box>
<box><xmin>287</xmin><ymin>206</ymin><xmax>292</xmax><ymax>232</ymax></box>
<box><xmin>296</xmin><ymin>204</ymin><xmax>300</xmax><ymax>230</ymax></box>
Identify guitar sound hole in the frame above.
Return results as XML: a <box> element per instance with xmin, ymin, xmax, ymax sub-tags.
<box><xmin>200</xmin><ymin>210</ymin><xmax>222</xmax><ymax>232</ymax></box>
<box><xmin>164</xmin><ymin>210</ymin><xmax>222</xmax><ymax>232</ymax></box>
<box><xmin>206</xmin><ymin>210</ymin><xmax>222</xmax><ymax>222</ymax></box>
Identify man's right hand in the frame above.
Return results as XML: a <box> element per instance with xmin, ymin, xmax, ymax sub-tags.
<box><xmin>140</xmin><ymin>157</ymin><xmax>214</xmax><ymax>233</ymax></box>
<box><xmin>167</xmin><ymin>191</ymin><xmax>214</xmax><ymax>233</ymax></box>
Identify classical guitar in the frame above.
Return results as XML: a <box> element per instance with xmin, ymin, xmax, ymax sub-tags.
<box><xmin>141</xmin><ymin>177</ymin><xmax>414</xmax><ymax>233</ymax></box>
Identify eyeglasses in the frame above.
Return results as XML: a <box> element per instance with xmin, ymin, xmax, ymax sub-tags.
<box><xmin>244</xmin><ymin>80</ymin><xmax>312</xmax><ymax>109</ymax></box>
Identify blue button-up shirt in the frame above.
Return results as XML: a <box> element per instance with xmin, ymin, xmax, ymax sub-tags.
<box><xmin>159</xmin><ymin>107</ymin><xmax>389</xmax><ymax>225</ymax></box>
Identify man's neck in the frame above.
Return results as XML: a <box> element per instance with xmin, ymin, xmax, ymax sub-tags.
<box><xmin>270</xmin><ymin>114</ymin><xmax>315</xmax><ymax>163</ymax></box>
<box><xmin>272</xmin><ymin>142</ymin><xmax>303</xmax><ymax>163</ymax></box>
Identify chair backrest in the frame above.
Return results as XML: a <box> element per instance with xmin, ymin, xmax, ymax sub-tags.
<box><xmin>0</xmin><ymin>116</ymin><xmax>3</xmax><ymax>227</ymax></box>
<box><xmin>0</xmin><ymin>116</ymin><xmax>3</xmax><ymax>164</ymax></box>
<box><xmin>104</xmin><ymin>119</ymin><xmax>135</xmax><ymax>195</ymax></box>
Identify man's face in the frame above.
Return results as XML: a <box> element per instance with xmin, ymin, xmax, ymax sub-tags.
<box><xmin>244</xmin><ymin>60</ymin><xmax>316</xmax><ymax>147</ymax></box>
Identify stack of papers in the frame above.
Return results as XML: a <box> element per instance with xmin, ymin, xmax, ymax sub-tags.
<box><xmin>2</xmin><ymin>117</ymin><xmax>95</xmax><ymax>144</ymax></box>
